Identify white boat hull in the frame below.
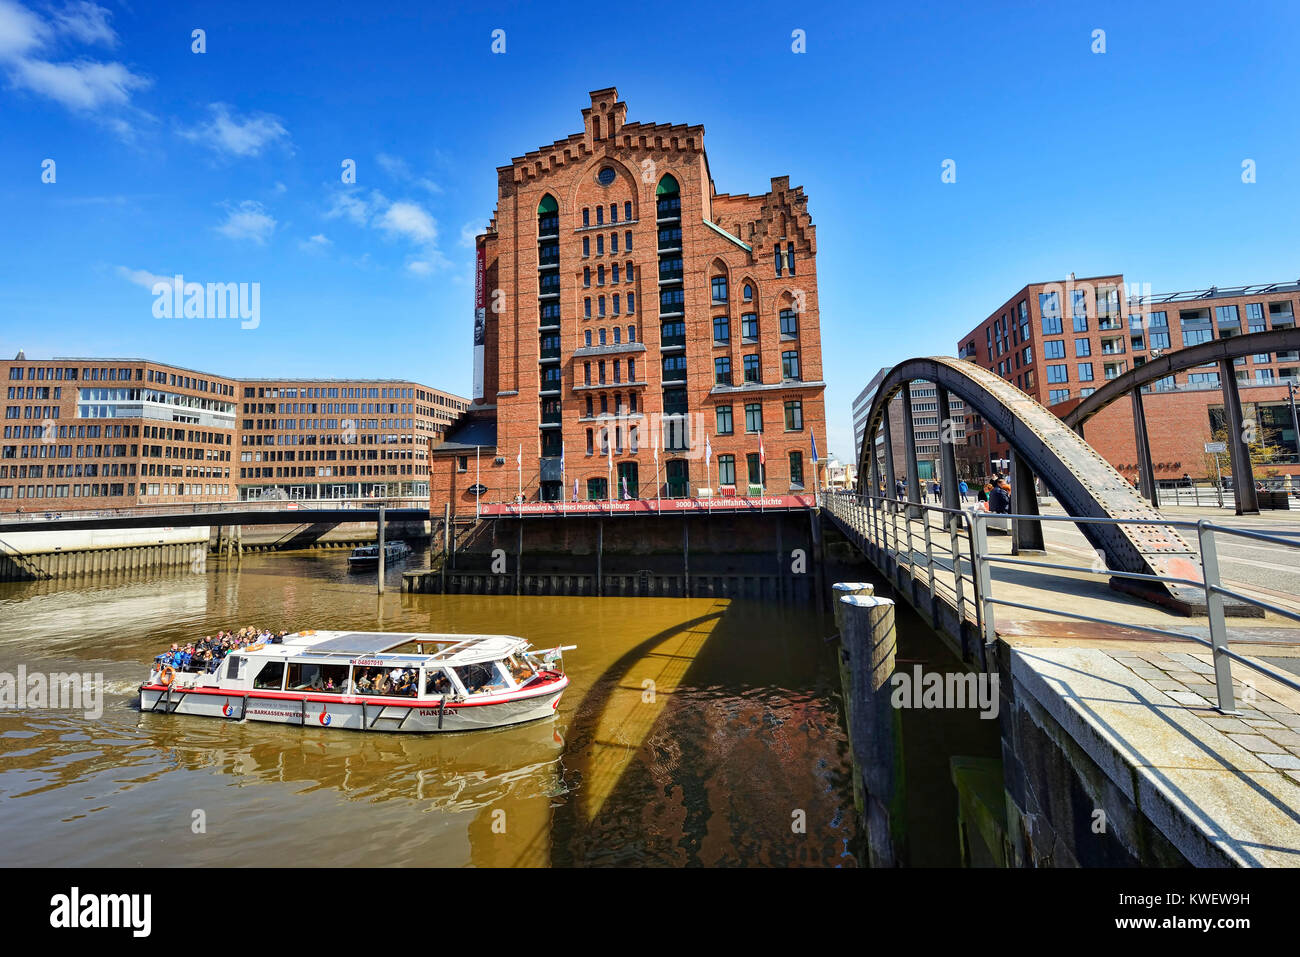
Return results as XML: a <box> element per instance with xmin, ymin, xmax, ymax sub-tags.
<box><xmin>139</xmin><ymin>678</ymin><xmax>566</xmax><ymax>734</ymax></box>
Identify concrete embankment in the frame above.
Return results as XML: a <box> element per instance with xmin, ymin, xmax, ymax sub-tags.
<box><xmin>0</xmin><ymin>526</ymin><xmax>209</xmax><ymax>581</ymax></box>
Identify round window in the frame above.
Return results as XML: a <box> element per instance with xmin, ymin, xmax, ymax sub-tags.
<box><xmin>597</xmin><ymin>167</ymin><xmax>616</xmax><ymax>187</ymax></box>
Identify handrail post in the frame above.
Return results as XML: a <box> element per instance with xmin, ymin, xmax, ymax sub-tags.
<box><xmin>1197</xmin><ymin>521</ymin><xmax>1238</xmax><ymax>714</ymax></box>
<box><xmin>969</xmin><ymin>508</ymin><xmax>996</xmax><ymax>646</ymax></box>
<box><xmin>949</xmin><ymin>514</ymin><xmax>966</xmax><ymax>623</ymax></box>
<box><xmin>922</xmin><ymin>507</ymin><xmax>937</xmax><ymax>609</ymax></box>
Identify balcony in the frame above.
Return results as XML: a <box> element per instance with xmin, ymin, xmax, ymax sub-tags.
<box><xmin>662</xmin><ymin>369</ymin><xmax>687</xmax><ymax>384</ymax></box>
<box><xmin>539</xmin><ymin>347</ymin><xmax>561</xmax><ymax>361</ymax></box>
<box><xmin>661</xmin><ymin>332</ymin><xmax>686</xmax><ymax>348</ymax></box>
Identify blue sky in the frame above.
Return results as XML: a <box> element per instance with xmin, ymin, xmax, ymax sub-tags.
<box><xmin>3</xmin><ymin>0</ymin><xmax>1297</xmax><ymax>459</ymax></box>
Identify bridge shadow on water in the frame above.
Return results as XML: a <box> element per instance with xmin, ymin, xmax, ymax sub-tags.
<box><xmin>545</xmin><ymin>600</ymin><xmax>859</xmax><ymax>867</ymax></box>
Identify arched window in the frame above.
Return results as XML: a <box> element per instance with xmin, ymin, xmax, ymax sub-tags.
<box><xmin>743</xmin><ymin>283</ymin><xmax>753</xmax><ymax>302</ymax></box>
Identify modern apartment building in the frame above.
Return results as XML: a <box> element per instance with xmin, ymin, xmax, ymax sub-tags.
<box><xmin>0</xmin><ymin>353</ymin><xmax>467</xmax><ymax>511</ymax></box>
<box><xmin>430</xmin><ymin>88</ymin><xmax>827</xmax><ymax>512</ymax></box>
<box><xmin>852</xmin><ymin>367</ymin><xmax>966</xmax><ymax>486</ymax></box>
<box><xmin>956</xmin><ymin>276</ymin><xmax>1300</xmax><ymax>480</ymax></box>
<box><xmin>236</xmin><ymin>378</ymin><xmax>466</xmax><ymax>501</ymax></box>
<box><xmin>2</xmin><ymin>355</ymin><xmax>238</xmax><ymax>511</ymax></box>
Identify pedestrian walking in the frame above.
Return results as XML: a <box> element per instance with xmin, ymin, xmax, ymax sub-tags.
<box><xmin>959</xmin><ymin>479</ymin><xmax>969</xmax><ymax>503</ymax></box>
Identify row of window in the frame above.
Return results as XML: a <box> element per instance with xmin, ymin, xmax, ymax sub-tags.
<box><xmin>583</xmin><ymin>262</ymin><xmax>634</xmax><ymax>286</ymax></box>
<box><xmin>581</xmin><ymin>358</ymin><xmax>640</xmax><ymax>386</ymax></box>
<box><xmin>581</xmin><ymin>232</ymin><xmax>633</xmax><ymax>258</ymax></box>
<box><xmin>582</xmin><ymin>202</ymin><xmax>634</xmax><ymax>227</ymax></box>
<box><xmin>713</xmin><ymin>310</ymin><xmax>800</xmax><ymax>341</ymax></box>
<box><xmin>713</xmin><ymin>351</ymin><xmax>801</xmax><ymax>385</ymax></box>
<box><xmin>581</xmin><ymin>326</ymin><xmax>638</xmax><ymax>347</ymax></box>
<box><xmin>583</xmin><ymin>293</ymin><xmax>636</xmax><ymax>318</ymax></box>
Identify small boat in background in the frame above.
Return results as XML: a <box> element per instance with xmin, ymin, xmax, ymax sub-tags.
<box><xmin>348</xmin><ymin>540</ymin><xmax>410</xmax><ymax>568</ymax></box>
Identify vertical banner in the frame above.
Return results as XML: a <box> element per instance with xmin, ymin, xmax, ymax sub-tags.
<box><xmin>472</xmin><ymin>241</ymin><xmax>486</xmax><ymax>400</ymax></box>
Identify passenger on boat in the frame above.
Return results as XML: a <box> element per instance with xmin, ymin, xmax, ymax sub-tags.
<box><xmin>425</xmin><ymin>673</ymin><xmax>452</xmax><ymax>696</ymax></box>
<box><xmin>356</xmin><ymin>672</ymin><xmax>372</xmax><ymax>692</ymax></box>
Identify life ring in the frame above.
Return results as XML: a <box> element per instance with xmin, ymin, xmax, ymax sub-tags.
<box><xmin>159</xmin><ymin>665</ymin><xmax>176</xmax><ymax>686</ymax></box>
<box><xmin>246</xmin><ymin>643</ymin><xmax>264</xmax><ymax>652</ymax></box>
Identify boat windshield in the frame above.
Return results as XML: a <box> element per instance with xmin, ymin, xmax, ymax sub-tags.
<box><xmin>454</xmin><ymin>661</ymin><xmax>511</xmax><ymax>695</ymax></box>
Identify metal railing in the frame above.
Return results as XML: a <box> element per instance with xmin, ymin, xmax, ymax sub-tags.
<box><xmin>823</xmin><ymin>489</ymin><xmax>1300</xmax><ymax>714</ymax></box>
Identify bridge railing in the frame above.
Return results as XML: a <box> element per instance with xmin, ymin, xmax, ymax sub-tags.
<box><xmin>822</xmin><ymin>489</ymin><xmax>1300</xmax><ymax>715</ymax></box>
<box><xmin>0</xmin><ymin>498</ymin><xmax>429</xmax><ymax>525</ymax></box>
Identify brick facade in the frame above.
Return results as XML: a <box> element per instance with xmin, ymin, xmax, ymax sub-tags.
<box><xmin>1</xmin><ymin>356</ymin><xmax>467</xmax><ymax>512</ymax></box>
<box><xmin>431</xmin><ymin>88</ymin><xmax>827</xmax><ymax>516</ymax></box>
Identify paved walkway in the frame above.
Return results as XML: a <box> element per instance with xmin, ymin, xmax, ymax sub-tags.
<box><xmin>1014</xmin><ymin>644</ymin><xmax>1300</xmax><ymax>866</ymax></box>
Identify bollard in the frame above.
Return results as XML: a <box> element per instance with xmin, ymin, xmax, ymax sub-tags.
<box><xmin>832</xmin><ymin>582</ymin><xmax>875</xmax><ymax>634</ymax></box>
<box><xmin>840</xmin><ymin>593</ymin><xmax>903</xmax><ymax>868</ymax></box>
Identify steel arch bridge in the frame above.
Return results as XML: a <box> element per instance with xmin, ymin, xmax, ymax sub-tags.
<box><xmin>1064</xmin><ymin>328</ymin><xmax>1300</xmax><ymax>429</ymax></box>
<box><xmin>856</xmin><ymin>356</ymin><xmax>1204</xmax><ymax>606</ymax></box>
<box><xmin>1060</xmin><ymin>328</ymin><xmax>1300</xmax><ymax>513</ymax></box>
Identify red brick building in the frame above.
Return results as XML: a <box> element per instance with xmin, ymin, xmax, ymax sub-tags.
<box><xmin>431</xmin><ymin>88</ymin><xmax>827</xmax><ymax>514</ymax></box>
<box><xmin>956</xmin><ymin>276</ymin><xmax>1300</xmax><ymax>483</ymax></box>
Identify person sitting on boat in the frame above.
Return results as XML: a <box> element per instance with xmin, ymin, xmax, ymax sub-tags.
<box><xmin>426</xmin><ymin>672</ymin><xmax>451</xmax><ymax>696</ymax></box>
<box><xmin>356</xmin><ymin>672</ymin><xmax>372</xmax><ymax>693</ymax></box>
<box><xmin>372</xmin><ymin>672</ymin><xmax>390</xmax><ymax>695</ymax></box>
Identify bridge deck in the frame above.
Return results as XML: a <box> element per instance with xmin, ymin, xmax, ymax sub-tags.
<box><xmin>825</xmin><ymin>495</ymin><xmax>1300</xmax><ymax>866</ymax></box>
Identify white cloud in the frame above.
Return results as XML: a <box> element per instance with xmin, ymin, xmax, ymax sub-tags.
<box><xmin>216</xmin><ymin>200</ymin><xmax>276</xmax><ymax>244</ymax></box>
<box><xmin>181</xmin><ymin>102</ymin><xmax>289</xmax><ymax>158</ymax></box>
<box><xmin>0</xmin><ymin>0</ymin><xmax>148</xmax><ymax>125</ymax></box>
<box><xmin>0</xmin><ymin>0</ymin><xmax>48</xmax><ymax>58</ymax></box>
<box><xmin>52</xmin><ymin>2</ymin><xmax>116</xmax><ymax>47</ymax></box>
<box><xmin>116</xmin><ymin>265</ymin><xmax>169</xmax><ymax>289</ymax></box>
<box><xmin>459</xmin><ymin>220</ymin><xmax>480</xmax><ymax>249</ymax></box>
<box><xmin>298</xmin><ymin>233</ymin><xmax>331</xmax><ymax>251</ymax></box>
<box><xmin>324</xmin><ymin>188</ymin><xmax>447</xmax><ymax>275</ymax></box>
<box><xmin>11</xmin><ymin>56</ymin><xmax>145</xmax><ymax>109</ymax></box>
<box><xmin>375</xmin><ymin>152</ymin><xmax>409</xmax><ymax>178</ymax></box>
<box><xmin>325</xmin><ymin>188</ymin><xmax>383</xmax><ymax>226</ymax></box>
<box><xmin>377</xmin><ymin>200</ymin><xmax>436</xmax><ymax>244</ymax></box>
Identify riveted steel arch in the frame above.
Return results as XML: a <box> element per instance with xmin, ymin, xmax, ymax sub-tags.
<box><xmin>858</xmin><ymin>356</ymin><xmax>1203</xmax><ymax>604</ymax></box>
<box><xmin>1064</xmin><ymin>328</ymin><xmax>1300</xmax><ymax>429</ymax></box>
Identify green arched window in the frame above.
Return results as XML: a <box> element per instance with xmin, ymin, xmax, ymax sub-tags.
<box><xmin>655</xmin><ymin>175</ymin><xmax>679</xmax><ymax>196</ymax></box>
<box><xmin>538</xmin><ymin>195</ymin><xmax>558</xmax><ymax>214</ymax></box>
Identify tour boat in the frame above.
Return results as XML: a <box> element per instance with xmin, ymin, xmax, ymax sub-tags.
<box><xmin>139</xmin><ymin>630</ymin><xmax>572</xmax><ymax>733</ymax></box>
<box><xmin>347</xmin><ymin>540</ymin><xmax>410</xmax><ymax>568</ymax></box>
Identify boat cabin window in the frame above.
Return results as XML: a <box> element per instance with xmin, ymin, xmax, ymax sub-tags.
<box><xmin>423</xmin><ymin>667</ymin><xmax>455</xmax><ymax>696</ymax></box>
<box><xmin>505</xmin><ymin>654</ymin><xmax>536</xmax><ymax>684</ymax></box>
<box><xmin>454</xmin><ymin>661</ymin><xmax>511</xmax><ymax>695</ymax></box>
<box><xmin>353</xmin><ymin>666</ymin><xmax>418</xmax><ymax>697</ymax></box>
<box><xmin>226</xmin><ymin>656</ymin><xmax>245</xmax><ymax>680</ymax></box>
<box><xmin>287</xmin><ymin>662</ymin><xmax>351</xmax><ymax>693</ymax></box>
<box><xmin>252</xmin><ymin>660</ymin><xmax>285</xmax><ymax>690</ymax></box>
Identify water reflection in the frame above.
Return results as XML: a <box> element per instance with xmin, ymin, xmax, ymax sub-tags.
<box><xmin>0</xmin><ymin>549</ymin><xmax>856</xmax><ymax>867</ymax></box>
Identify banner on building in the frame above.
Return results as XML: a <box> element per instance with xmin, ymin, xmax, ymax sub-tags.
<box><xmin>472</xmin><ymin>241</ymin><xmax>486</xmax><ymax>400</ymax></box>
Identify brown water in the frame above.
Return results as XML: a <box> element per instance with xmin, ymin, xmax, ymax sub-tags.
<box><xmin>0</xmin><ymin>549</ymin><xmax>857</xmax><ymax>867</ymax></box>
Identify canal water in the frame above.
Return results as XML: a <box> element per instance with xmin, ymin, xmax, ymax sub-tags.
<box><xmin>0</xmin><ymin>548</ymin><xmax>858</xmax><ymax>867</ymax></box>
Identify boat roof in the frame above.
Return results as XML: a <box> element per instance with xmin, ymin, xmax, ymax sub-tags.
<box><xmin>246</xmin><ymin>630</ymin><xmax>530</xmax><ymax>666</ymax></box>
